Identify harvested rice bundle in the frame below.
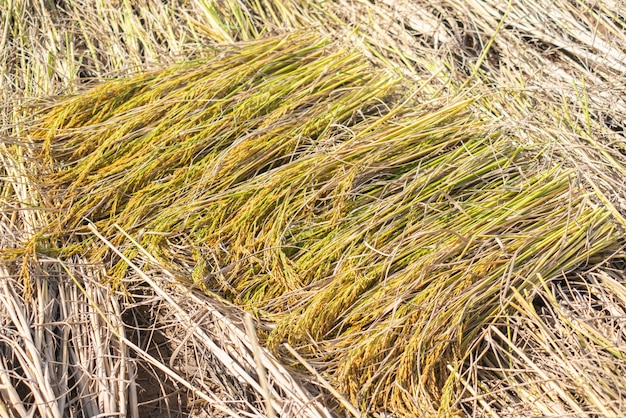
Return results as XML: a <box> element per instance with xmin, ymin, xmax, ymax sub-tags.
<box><xmin>34</xmin><ymin>32</ymin><xmax>397</xmax><ymax>266</ymax></box>
<box><xmin>31</xmin><ymin>33</ymin><xmax>621</xmax><ymax>416</ymax></box>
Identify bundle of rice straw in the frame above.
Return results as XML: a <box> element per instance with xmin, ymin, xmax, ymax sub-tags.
<box><xmin>26</xmin><ymin>32</ymin><xmax>623</xmax><ymax>416</ymax></box>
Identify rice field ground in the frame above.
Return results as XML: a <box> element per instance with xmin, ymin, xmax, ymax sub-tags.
<box><xmin>1</xmin><ymin>1</ymin><xmax>626</xmax><ymax>417</ymax></box>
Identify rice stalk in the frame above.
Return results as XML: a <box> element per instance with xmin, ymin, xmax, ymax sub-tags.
<box><xmin>4</xmin><ymin>0</ymin><xmax>626</xmax><ymax>416</ymax></box>
<box><xmin>31</xmin><ymin>33</ymin><xmax>398</xmax><ymax>268</ymax></box>
<box><xmin>0</xmin><ymin>256</ymin><xmax>139</xmax><ymax>417</ymax></box>
<box><xmin>28</xmin><ymin>32</ymin><xmax>623</xmax><ymax>415</ymax></box>
<box><xmin>457</xmin><ymin>266</ymin><xmax>626</xmax><ymax>416</ymax></box>
<box><xmin>87</xmin><ymin>222</ymin><xmax>334</xmax><ymax>417</ymax></box>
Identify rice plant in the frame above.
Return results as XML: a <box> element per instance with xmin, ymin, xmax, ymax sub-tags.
<box><xmin>2</xmin><ymin>1</ymin><xmax>626</xmax><ymax>417</ymax></box>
